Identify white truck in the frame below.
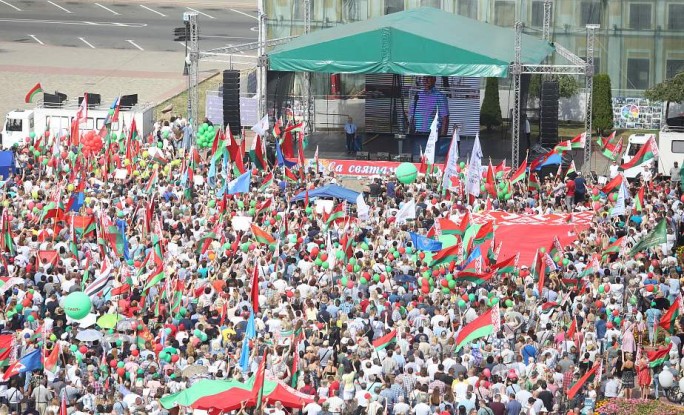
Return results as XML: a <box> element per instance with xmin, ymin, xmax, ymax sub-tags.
<box><xmin>622</xmin><ymin>133</ymin><xmax>657</xmax><ymax>179</ymax></box>
<box><xmin>0</xmin><ymin>99</ymin><xmax>155</xmax><ymax>149</ymax></box>
<box><xmin>657</xmin><ymin>100</ymin><xmax>684</xmax><ymax>177</ymax></box>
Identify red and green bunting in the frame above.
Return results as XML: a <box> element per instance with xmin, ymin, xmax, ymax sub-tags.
<box><xmin>659</xmin><ymin>298</ymin><xmax>680</xmax><ymax>334</ymax></box>
<box><xmin>648</xmin><ymin>343</ymin><xmax>672</xmax><ymax>368</ymax></box>
<box><xmin>619</xmin><ymin>135</ymin><xmax>658</xmax><ymax>171</ymax></box>
<box><xmin>372</xmin><ymin>330</ymin><xmax>397</xmax><ymax>350</ymax></box>
<box><xmin>455</xmin><ymin>306</ymin><xmax>498</xmax><ymax>352</ymax></box>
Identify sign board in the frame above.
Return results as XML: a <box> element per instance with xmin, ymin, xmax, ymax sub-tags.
<box><xmin>240</xmin><ymin>97</ymin><xmax>259</xmax><ymax>127</ymax></box>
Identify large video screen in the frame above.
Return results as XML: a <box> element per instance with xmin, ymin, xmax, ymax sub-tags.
<box><xmin>365</xmin><ymin>75</ymin><xmax>481</xmax><ymax>136</ymax></box>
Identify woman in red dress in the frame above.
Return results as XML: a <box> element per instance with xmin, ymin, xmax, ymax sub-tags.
<box><xmin>636</xmin><ymin>355</ymin><xmax>652</xmax><ymax>400</ymax></box>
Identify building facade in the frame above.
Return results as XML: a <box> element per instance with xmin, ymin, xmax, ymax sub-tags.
<box><xmin>264</xmin><ymin>0</ymin><xmax>684</xmax><ymax>94</ymax></box>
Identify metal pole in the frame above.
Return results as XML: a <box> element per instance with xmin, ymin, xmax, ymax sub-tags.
<box><xmin>584</xmin><ymin>24</ymin><xmax>599</xmax><ymax>173</ymax></box>
<box><xmin>511</xmin><ymin>22</ymin><xmax>523</xmax><ymax>169</ymax></box>
<box><xmin>185</xmin><ymin>12</ymin><xmax>199</xmax><ymax>144</ymax></box>
<box><xmin>542</xmin><ymin>0</ymin><xmax>552</xmax><ymax>42</ymax></box>
<box><xmin>257</xmin><ymin>0</ymin><xmax>267</xmax><ymax>119</ymax></box>
<box><xmin>302</xmin><ymin>0</ymin><xmax>312</xmax><ymax>136</ymax></box>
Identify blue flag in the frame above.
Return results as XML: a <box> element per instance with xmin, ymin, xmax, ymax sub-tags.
<box><xmin>464</xmin><ymin>246</ymin><xmax>481</xmax><ymax>267</ymax></box>
<box><xmin>246</xmin><ymin>311</ymin><xmax>256</xmax><ymax>340</ymax></box>
<box><xmin>67</xmin><ymin>192</ymin><xmax>85</xmax><ymax>212</ymax></box>
<box><xmin>239</xmin><ymin>338</ymin><xmax>250</xmax><ymax>372</ymax></box>
<box><xmin>227</xmin><ymin>170</ymin><xmax>251</xmax><ymax>195</ymax></box>
<box><xmin>4</xmin><ymin>349</ymin><xmax>42</xmax><ymax>379</ymax></box>
<box><xmin>207</xmin><ymin>158</ymin><xmax>217</xmax><ymax>188</ymax></box>
<box><xmin>116</xmin><ymin>219</ymin><xmax>130</xmax><ymax>261</ymax></box>
<box><xmin>409</xmin><ymin>232</ymin><xmax>443</xmax><ymax>252</ymax></box>
<box><xmin>276</xmin><ymin>138</ymin><xmax>297</xmax><ymax>168</ymax></box>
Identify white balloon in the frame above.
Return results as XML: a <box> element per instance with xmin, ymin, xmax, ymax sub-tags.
<box><xmin>659</xmin><ymin>369</ymin><xmax>674</xmax><ymax>388</ymax></box>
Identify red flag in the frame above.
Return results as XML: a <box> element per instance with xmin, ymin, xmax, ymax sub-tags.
<box><xmin>601</xmin><ymin>174</ymin><xmax>623</xmax><ymax>194</ymax></box>
<box><xmin>485</xmin><ymin>162</ymin><xmax>496</xmax><ymax>198</ymax></box>
<box><xmin>250</xmin><ymin>265</ymin><xmax>259</xmax><ymax>314</ymax></box>
<box><xmin>297</xmin><ymin>133</ymin><xmax>306</xmax><ymax>179</ymax></box>
<box><xmin>567</xmin><ymin>363</ymin><xmax>601</xmax><ymax>399</ymax></box>
<box><xmin>59</xmin><ymin>393</ymin><xmax>67</xmax><ymax>415</ymax></box>
<box><xmin>75</xmin><ymin>93</ymin><xmax>88</xmax><ymax>125</ymax></box>
<box><xmin>566</xmin><ymin>318</ymin><xmax>577</xmax><ymax>339</ymax></box>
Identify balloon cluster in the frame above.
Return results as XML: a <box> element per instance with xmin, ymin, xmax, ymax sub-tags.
<box><xmin>196</xmin><ymin>123</ymin><xmax>215</xmax><ymax>148</ymax></box>
<box><xmin>81</xmin><ymin>131</ymin><xmax>104</xmax><ymax>156</ymax></box>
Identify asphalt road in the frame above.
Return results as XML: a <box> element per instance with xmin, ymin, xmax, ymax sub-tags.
<box><xmin>0</xmin><ymin>0</ymin><xmax>258</xmax><ymax>53</ymax></box>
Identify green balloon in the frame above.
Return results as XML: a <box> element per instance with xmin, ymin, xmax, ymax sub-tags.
<box><xmin>15</xmin><ymin>304</ymin><xmax>22</xmax><ymax>312</ymax></box>
<box><xmin>117</xmin><ymin>361</ymin><xmax>124</xmax><ymax>368</ymax></box>
<box><xmin>70</xmin><ymin>344</ymin><xmax>78</xmax><ymax>352</ymax></box>
<box><xmin>441</xmin><ymin>287</ymin><xmax>451</xmax><ymax>294</ymax></box>
<box><xmin>63</xmin><ymin>292</ymin><xmax>92</xmax><ymax>320</ymax></box>
<box><xmin>208</xmin><ymin>200</ymin><xmax>216</xmax><ymax>208</ymax></box>
<box><xmin>336</xmin><ymin>251</ymin><xmax>344</xmax><ymax>260</ymax></box>
<box><xmin>505</xmin><ymin>299</ymin><xmax>514</xmax><ymax>307</ymax></box>
<box><xmin>598</xmin><ymin>285</ymin><xmax>605</xmax><ymax>293</ymax></box>
<box><xmin>468</xmin><ymin>293</ymin><xmax>475</xmax><ymax>302</ymax></box>
<box><xmin>340</xmin><ymin>277</ymin><xmax>348</xmax><ymax>286</ymax></box>
<box><xmin>360</xmin><ymin>277</ymin><xmax>368</xmax><ymax>285</ymax></box>
<box><xmin>353</xmin><ymin>265</ymin><xmax>361</xmax><ymax>272</ymax></box>
<box><xmin>459</xmin><ymin>162</ymin><xmax>466</xmax><ymax>169</ymax></box>
<box><xmin>491</xmin><ymin>297</ymin><xmax>499</xmax><ymax>305</ymax></box>
<box><xmin>458</xmin><ymin>299</ymin><xmax>466</xmax><ymax>308</ymax></box>
<box><xmin>373</xmin><ymin>274</ymin><xmax>380</xmax><ymax>282</ymax></box>
<box><xmin>322</xmin><ymin>261</ymin><xmax>329</xmax><ymax>269</ymax></box>
<box><xmin>448</xmin><ymin>280</ymin><xmax>456</xmax><ymax>289</ymax></box>
<box><xmin>314</xmin><ymin>258</ymin><xmax>322</xmax><ymax>266</ymax></box>
<box><xmin>395</xmin><ymin>162</ymin><xmax>418</xmax><ymax>184</ymax></box>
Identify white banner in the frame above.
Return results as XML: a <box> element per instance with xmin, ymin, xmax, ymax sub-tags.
<box><xmin>466</xmin><ymin>134</ymin><xmax>483</xmax><ymax>197</ymax></box>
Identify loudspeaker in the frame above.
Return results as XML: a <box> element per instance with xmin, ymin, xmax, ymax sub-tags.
<box><xmin>120</xmin><ymin>94</ymin><xmax>138</xmax><ymax>109</ymax></box>
<box><xmin>78</xmin><ymin>93</ymin><xmax>101</xmax><ymax>108</ymax></box>
<box><xmin>356</xmin><ymin>151</ymin><xmax>369</xmax><ymax>160</ymax></box>
<box><xmin>373</xmin><ymin>152</ymin><xmax>390</xmax><ymax>161</ymax></box>
<box><xmin>540</xmin><ymin>80</ymin><xmax>559</xmax><ymax>147</ymax></box>
<box><xmin>223</xmin><ymin>70</ymin><xmax>241</xmax><ymax>136</ymax></box>
<box><xmin>43</xmin><ymin>92</ymin><xmax>67</xmax><ymax>108</ymax></box>
<box><xmin>394</xmin><ymin>153</ymin><xmax>413</xmax><ymax>162</ymax></box>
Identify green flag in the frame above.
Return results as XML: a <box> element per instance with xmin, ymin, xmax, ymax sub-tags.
<box><xmin>629</xmin><ymin>219</ymin><xmax>667</xmax><ymax>256</ymax></box>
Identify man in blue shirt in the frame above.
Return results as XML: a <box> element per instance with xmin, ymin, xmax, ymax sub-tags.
<box><xmin>344</xmin><ymin>116</ymin><xmax>357</xmax><ymax>154</ymax></box>
<box><xmin>409</xmin><ymin>76</ymin><xmax>449</xmax><ymax>135</ymax></box>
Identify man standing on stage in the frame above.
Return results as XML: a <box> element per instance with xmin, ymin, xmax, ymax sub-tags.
<box><xmin>344</xmin><ymin>116</ymin><xmax>357</xmax><ymax>154</ymax></box>
<box><xmin>409</xmin><ymin>76</ymin><xmax>449</xmax><ymax>136</ymax></box>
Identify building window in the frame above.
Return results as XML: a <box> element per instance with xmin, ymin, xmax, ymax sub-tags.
<box><xmin>420</xmin><ymin>0</ymin><xmax>441</xmax><ymax>8</ymax></box>
<box><xmin>385</xmin><ymin>0</ymin><xmax>404</xmax><ymax>15</ymax></box>
<box><xmin>580</xmin><ymin>1</ymin><xmax>601</xmax><ymax>26</ymax></box>
<box><xmin>494</xmin><ymin>1</ymin><xmax>515</xmax><ymax>27</ymax></box>
<box><xmin>667</xmin><ymin>60</ymin><xmax>684</xmax><ymax>79</ymax></box>
<box><xmin>627</xmin><ymin>58</ymin><xmax>650</xmax><ymax>90</ymax></box>
<box><xmin>531</xmin><ymin>1</ymin><xmax>546</xmax><ymax>27</ymax></box>
<box><xmin>629</xmin><ymin>3</ymin><xmax>652</xmax><ymax>30</ymax></box>
<box><xmin>458</xmin><ymin>0</ymin><xmax>477</xmax><ymax>19</ymax></box>
<box><xmin>668</xmin><ymin>4</ymin><xmax>684</xmax><ymax>30</ymax></box>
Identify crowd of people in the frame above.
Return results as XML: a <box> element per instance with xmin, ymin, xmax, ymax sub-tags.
<box><xmin>0</xmin><ymin>117</ymin><xmax>682</xmax><ymax>415</ymax></box>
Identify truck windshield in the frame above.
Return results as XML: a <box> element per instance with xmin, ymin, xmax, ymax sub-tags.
<box><xmin>666</xmin><ymin>101</ymin><xmax>684</xmax><ymax>128</ymax></box>
<box><xmin>628</xmin><ymin>143</ymin><xmax>642</xmax><ymax>156</ymax></box>
<box><xmin>6</xmin><ymin>119</ymin><xmax>22</xmax><ymax>132</ymax></box>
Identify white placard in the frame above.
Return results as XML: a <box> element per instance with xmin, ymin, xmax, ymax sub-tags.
<box><xmin>231</xmin><ymin>216</ymin><xmax>253</xmax><ymax>231</ymax></box>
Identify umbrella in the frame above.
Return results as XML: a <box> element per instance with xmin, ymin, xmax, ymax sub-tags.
<box><xmin>96</xmin><ymin>314</ymin><xmax>124</xmax><ymax>329</ymax></box>
<box><xmin>76</xmin><ymin>329</ymin><xmax>104</xmax><ymax>342</ymax></box>
<box><xmin>67</xmin><ymin>313</ymin><xmax>97</xmax><ymax>328</ymax></box>
<box><xmin>394</xmin><ymin>274</ymin><xmax>417</xmax><ymax>284</ymax></box>
<box><xmin>182</xmin><ymin>364</ymin><xmax>209</xmax><ymax>378</ymax></box>
<box><xmin>104</xmin><ymin>334</ymin><xmax>132</xmax><ymax>344</ymax></box>
<box><xmin>116</xmin><ymin>318</ymin><xmax>137</xmax><ymax>331</ymax></box>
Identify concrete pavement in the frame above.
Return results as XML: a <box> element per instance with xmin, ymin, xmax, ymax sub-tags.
<box><xmin>0</xmin><ymin>41</ymin><xmax>251</xmax><ymax>120</ymax></box>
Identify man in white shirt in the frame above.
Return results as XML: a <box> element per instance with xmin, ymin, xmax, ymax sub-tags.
<box><xmin>604</xmin><ymin>374</ymin><xmax>620</xmax><ymax>398</ymax></box>
<box><xmin>412</xmin><ymin>397</ymin><xmax>431</xmax><ymax>415</ymax></box>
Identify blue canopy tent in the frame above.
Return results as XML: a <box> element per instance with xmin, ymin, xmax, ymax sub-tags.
<box><xmin>290</xmin><ymin>184</ymin><xmax>360</xmax><ymax>204</ymax></box>
<box><xmin>0</xmin><ymin>151</ymin><xmax>15</xmax><ymax>179</ymax></box>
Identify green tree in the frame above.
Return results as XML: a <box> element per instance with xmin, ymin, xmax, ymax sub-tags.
<box><xmin>644</xmin><ymin>72</ymin><xmax>684</xmax><ymax>103</ymax></box>
<box><xmin>528</xmin><ymin>75</ymin><xmax>579</xmax><ymax>105</ymax></box>
<box><xmin>480</xmin><ymin>77</ymin><xmax>502</xmax><ymax>130</ymax></box>
<box><xmin>592</xmin><ymin>73</ymin><xmax>614</xmax><ymax>136</ymax></box>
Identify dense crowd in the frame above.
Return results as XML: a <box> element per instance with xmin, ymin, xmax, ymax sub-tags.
<box><xmin>0</xmin><ymin>117</ymin><xmax>682</xmax><ymax>415</ymax></box>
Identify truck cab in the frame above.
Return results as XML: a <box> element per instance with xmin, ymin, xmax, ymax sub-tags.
<box><xmin>0</xmin><ymin>110</ymin><xmax>34</xmax><ymax>149</ymax></box>
<box><xmin>622</xmin><ymin>133</ymin><xmax>657</xmax><ymax>179</ymax></box>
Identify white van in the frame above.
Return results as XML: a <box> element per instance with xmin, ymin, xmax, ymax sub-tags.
<box><xmin>622</xmin><ymin>133</ymin><xmax>658</xmax><ymax>179</ymax></box>
<box><xmin>658</xmin><ymin>100</ymin><xmax>684</xmax><ymax>177</ymax></box>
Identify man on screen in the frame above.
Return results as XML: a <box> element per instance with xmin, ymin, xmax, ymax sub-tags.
<box><xmin>408</xmin><ymin>76</ymin><xmax>449</xmax><ymax>136</ymax></box>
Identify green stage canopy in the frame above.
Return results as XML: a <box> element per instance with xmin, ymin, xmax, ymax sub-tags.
<box><xmin>268</xmin><ymin>8</ymin><xmax>554</xmax><ymax>78</ymax></box>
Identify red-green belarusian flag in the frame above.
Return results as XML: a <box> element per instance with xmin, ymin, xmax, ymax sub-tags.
<box><xmin>509</xmin><ymin>159</ymin><xmax>527</xmax><ymax>185</ymax></box>
<box><xmin>528</xmin><ymin>172</ymin><xmax>541</xmax><ymax>192</ymax></box>
<box><xmin>431</xmin><ymin>244</ymin><xmax>461</xmax><ymax>268</ymax></box>
<box><xmin>143</xmin><ymin>235</ymin><xmax>165</xmax><ymax>292</ymax></box>
<box><xmin>619</xmin><ymin>135</ymin><xmax>659</xmax><ymax>171</ymax></box>
<box><xmin>602</xmin><ymin>236</ymin><xmax>625</xmax><ymax>257</ymax></box>
<box><xmin>565</xmin><ymin>160</ymin><xmax>576</xmax><ymax>178</ymax></box>
<box><xmin>325</xmin><ymin>204</ymin><xmax>346</xmax><ymax>226</ymax></box>
<box><xmin>492</xmin><ymin>253</ymin><xmax>518</xmax><ymax>275</ymax></box>
<box><xmin>598</xmin><ymin>132</ymin><xmax>619</xmax><ymax>159</ymax></box>
<box><xmin>567</xmin><ymin>363</ymin><xmax>601</xmax><ymax>399</ymax></box>
<box><xmin>284</xmin><ymin>167</ymin><xmax>298</xmax><ymax>183</ymax></box>
<box><xmin>659</xmin><ymin>297</ymin><xmax>681</xmax><ymax>334</ymax></box>
<box><xmin>372</xmin><ymin>330</ymin><xmax>397</xmax><ymax>350</ymax></box>
<box><xmin>473</xmin><ymin>221</ymin><xmax>494</xmax><ymax>245</ymax></box>
<box><xmin>570</xmin><ymin>132</ymin><xmax>586</xmax><ymax>149</ymax></box>
<box><xmin>250</xmin><ymin>223</ymin><xmax>275</xmax><ymax>245</ymax></box>
<box><xmin>647</xmin><ymin>343</ymin><xmax>672</xmax><ymax>368</ymax></box>
<box><xmin>249</xmin><ymin>135</ymin><xmax>268</xmax><ymax>170</ymax></box>
<box><xmin>195</xmin><ymin>232</ymin><xmax>216</xmax><ymax>255</ymax></box>
<box><xmin>25</xmin><ymin>83</ymin><xmax>43</xmax><ymax>104</ymax></box>
<box><xmin>455</xmin><ymin>305</ymin><xmax>500</xmax><ymax>352</ymax></box>
<box><xmin>144</xmin><ymin>168</ymin><xmax>159</xmax><ymax>194</ymax></box>
<box><xmin>455</xmin><ymin>271</ymin><xmax>493</xmax><ymax>285</ymax></box>
<box><xmin>553</xmin><ymin>140</ymin><xmax>572</xmax><ymax>154</ymax></box>
<box><xmin>436</xmin><ymin>218</ymin><xmax>460</xmax><ymax>236</ymax></box>
<box><xmin>259</xmin><ymin>172</ymin><xmax>274</xmax><ymax>191</ymax></box>
<box><xmin>0</xmin><ymin>334</ymin><xmax>14</xmax><ymax>366</ymax></box>
<box><xmin>635</xmin><ymin>186</ymin><xmax>645</xmax><ymax>212</ymax></box>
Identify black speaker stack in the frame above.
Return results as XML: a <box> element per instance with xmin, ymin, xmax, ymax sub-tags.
<box><xmin>222</xmin><ymin>70</ymin><xmax>241</xmax><ymax>136</ymax></box>
<box><xmin>540</xmin><ymin>80</ymin><xmax>559</xmax><ymax>147</ymax></box>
